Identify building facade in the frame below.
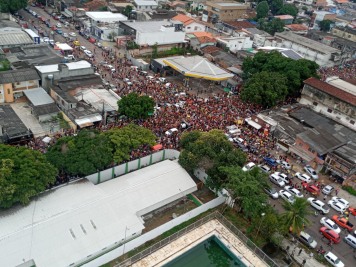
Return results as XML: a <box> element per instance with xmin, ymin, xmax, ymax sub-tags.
<box><xmin>202</xmin><ymin>2</ymin><xmax>250</xmax><ymax>23</ymax></box>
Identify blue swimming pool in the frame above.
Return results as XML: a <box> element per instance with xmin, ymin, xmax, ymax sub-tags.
<box><xmin>162</xmin><ymin>235</ymin><xmax>246</xmax><ymax>267</ymax></box>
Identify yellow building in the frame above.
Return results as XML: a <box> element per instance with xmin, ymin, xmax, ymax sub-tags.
<box><xmin>0</xmin><ymin>68</ymin><xmax>40</xmax><ymax>103</ymax></box>
<box><xmin>202</xmin><ymin>2</ymin><xmax>250</xmax><ymax>23</ymax></box>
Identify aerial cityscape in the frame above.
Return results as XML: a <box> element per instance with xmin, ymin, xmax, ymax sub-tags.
<box><xmin>0</xmin><ymin>0</ymin><xmax>355</xmax><ymax>267</ymax></box>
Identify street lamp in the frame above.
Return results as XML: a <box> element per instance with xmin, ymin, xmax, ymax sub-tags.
<box><xmin>255</xmin><ymin>213</ymin><xmax>266</xmax><ymax>239</ymax></box>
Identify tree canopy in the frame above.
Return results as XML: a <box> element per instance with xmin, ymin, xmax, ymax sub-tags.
<box><xmin>278</xmin><ymin>4</ymin><xmax>298</xmax><ymax>17</ymax></box>
<box><xmin>0</xmin><ymin>145</ymin><xmax>57</xmax><ymax>208</ymax></box>
<box><xmin>123</xmin><ymin>5</ymin><xmax>133</xmax><ymax>17</ymax></box>
<box><xmin>242</xmin><ymin>51</ymin><xmax>319</xmax><ymax>98</ymax></box>
<box><xmin>256</xmin><ymin>1</ymin><xmax>269</xmax><ymax>19</ymax></box>
<box><xmin>104</xmin><ymin>124</ymin><xmax>156</xmax><ymax>163</ymax></box>
<box><xmin>270</xmin><ymin>0</ymin><xmax>284</xmax><ymax>15</ymax></box>
<box><xmin>258</xmin><ymin>18</ymin><xmax>285</xmax><ymax>35</ymax></box>
<box><xmin>46</xmin><ymin>130</ymin><xmax>113</xmax><ymax>176</ymax></box>
<box><xmin>179</xmin><ymin>130</ymin><xmax>246</xmax><ymax>190</ymax></box>
<box><xmin>118</xmin><ymin>93</ymin><xmax>155</xmax><ymax>120</ymax></box>
<box><xmin>319</xmin><ymin>20</ymin><xmax>332</xmax><ymax>32</ymax></box>
<box><xmin>0</xmin><ymin>0</ymin><xmax>27</xmax><ymax>13</ymax></box>
<box><xmin>240</xmin><ymin>71</ymin><xmax>288</xmax><ymax>108</ymax></box>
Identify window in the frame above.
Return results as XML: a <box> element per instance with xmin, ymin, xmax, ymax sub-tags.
<box><xmin>327</xmin><ymin>108</ymin><xmax>332</xmax><ymax>113</ymax></box>
<box><xmin>350</xmin><ymin>120</ymin><xmax>355</xmax><ymax>125</ymax></box>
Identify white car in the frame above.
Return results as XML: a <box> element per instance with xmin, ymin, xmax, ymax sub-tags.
<box><xmin>322</xmin><ymin>185</ymin><xmax>334</xmax><ymax>195</ymax></box>
<box><xmin>320</xmin><ymin>217</ymin><xmax>341</xmax><ymax>234</ymax></box>
<box><xmin>308</xmin><ymin>198</ymin><xmax>330</xmax><ymax>214</ymax></box>
<box><xmin>69</xmin><ymin>32</ymin><xmax>76</xmax><ymax>37</ymax></box>
<box><xmin>304</xmin><ymin>165</ymin><xmax>318</xmax><ymax>179</ymax></box>
<box><xmin>158</xmin><ymin>77</ymin><xmax>166</xmax><ymax>83</ymax></box>
<box><xmin>295</xmin><ymin>172</ymin><xmax>311</xmax><ymax>183</ymax></box>
<box><xmin>328</xmin><ymin>200</ymin><xmax>347</xmax><ymax>213</ymax></box>
<box><xmin>259</xmin><ymin>164</ymin><xmax>271</xmax><ymax>173</ymax></box>
<box><xmin>242</xmin><ymin>162</ymin><xmax>256</xmax><ymax>172</ymax></box>
<box><xmin>165</xmin><ymin>128</ymin><xmax>178</xmax><ymax>136</ymax></box>
<box><xmin>123</xmin><ymin>78</ymin><xmax>130</xmax><ymax>83</ymax></box>
<box><xmin>324</xmin><ymin>252</ymin><xmax>344</xmax><ymax>267</ymax></box>
<box><xmin>147</xmin><ymin>75</ymin><xmax>155</xmax><ymax>80</ymax></box>
<box><xmin>43</xmin><ymin>37</ymin><xmax>49</xmax><ymax>43</ymax></box>
<box><xmin>264</xmin><ymin>187</ymin><xmax>279</xmax><ymax>199</ymax></box>
<box><xmin>63</xmin><ymin>32</ymin><xmax>68</xmax><ymax>38</ymax></box>
<box><xmin>84</xmin><ymin>50</ymin><xmax>93</xmax><ymax>57</ymax></box>
<box><xmin>331</xmin><ymin>196</ymin><xmax>349</xmax><ymax>208</ymax></box>
<box><xmin>274</xmin><ymin>172</ymin><xmax>290</xmax><ymax>185</ymax></box>
<box><xmin>269</xmin><ymin>174</ymin><xmax>285</xmax><ymax>187</ymax></box>
<box><xmin>279</xmin><ymin>190</ymin><xmax>295</xmax><ymax>204</ymax></box>
<box><xmin>284</xmin><ymin>186</ymin><xmax>303</xmax><ymax>198</ymax></box>
<box><xmin>277</xmin><ymin>160</ymin><xmax>291</xmax><ymax>170</ymax></box>
<box><xmin>56</xmin><ymin>23</ymin><xmax>62</xmax><ymax>28</ymax></box>
<box><xmin>96</xmin><ymin>42</ymin><xmax>102</xmax><ymax>47</ymax></box>
<box><xmin>299</xmin><ymin>231</ymin><xmax>317</xmax><ymax>249</ymax></box>
<box><xmin>80</xmin><ymin>46</ymin><xmax>86</xmax><ymax>51</ymax></box>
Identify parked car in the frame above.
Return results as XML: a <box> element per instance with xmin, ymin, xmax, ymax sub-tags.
<box><xmin>279</xmin><ymin>190</ymin><xmax>295</xmax><ymax>204</ymax></box>
<box><xmin>56</xmin><ymin>28</ymin><xmax>62</xmax><ymax>34</ymax></box>
<box><xmin>263</xmin><ymin>157</ymin><xmax>278</xmax><ymax>167</ymax></box>
<box><xmin>84</xmin><ymin>50</ymin><xmax>93</xmax><ymax>57</ymax></box>
<box><xmin>236</xmin><ymin>142</ymin><xmax>248</xmax><ymax>152</ymax></box>
<box><xmin>277</xmin><ymin>160</ymin><xmax>291</xmax><ymax>170</ymax></box>
<box><xmin>322</xmin><ymin>185</ymin><xmax>334</xmax><ymax>195</ymax></box>
<box><xmin>308</xmin><ymin>198</ymin><xmax>329</xmax><ymax>214</ymax></box>
<box><xmin>284</xmin><ymin>186</ymin><xmax>303</xmax><ymax>198</ymax></box>
<box><xmin>299</xmin><ymin>231</ymin><xmax>317</xmax><ymax>249</ymax></box>
<box><xmin>332</xmin><ymin>215</ymin><xmax>354</xmax><ymax>232</ymax></box>
<box><xmin>324</xmin><ymin>251</ymin><xmax>344</xmax><ymax>267</ymax></box>
<box><xmin>319</xmin><ymin>227</ymin><xmax>341</xmax><ymax>244</ymax></box>
<box><xmin>328</xmin><ymin>200</ymin><xmax>347</xmax><ymax>213</ymax></box>
<box><xmin>264</xmin><ymin>187</ymin><xmax>279</xmax><ymax>199</ymax></box>
<box><xmin>348</xmin><ymin>207</ymin><xmax>356</xmax><ymax>216</ymax></box>
<box><xmin>304</xmin><ymin>165</ymin><xmax>318</xmax><ymax>179</ymax></box>
<box><xmin>344</xmin><ymin>234</ymin><xmax>356</xmax><ymax>249</ymax></box>
<box><xmin>270</xmin><ymin>174</ymin><xmax>285</xmax><ymax>188</ymax></box>
<box><xmin>165</xmin><ymin>128</ymin><xmax>178</xmax><ymax>136</ymax></box>
<box><xmin>56</xmin><ymin>23</ymin><xmax>62</xmax><ymax>28</ymax></box>
<box><xmin>331</xmin><ymin>197</ymin><xmax>349</xmax><ymax>208</ymax></box>
<box><xmin>295</xmin><ymin>172</ymin><xmax>311</xmax><ymax>183</ymax></box>
<box><xmin>69</xmin><ymin>32</ymin><xmax>76</xmax><ymax>37</ymax></box>
<box><xmin>259</xmin><ymin>165</ymin><xmax>271</xmax><ymax>174</ymax></box>
<box><xmin>301</xmin><ymin>182</ymin><xmax>320</xmax><ymax>196</ymax></box>
<box><xmin>274</xmin><ymin>172</ymin><xmax>291</xmax><ymax>185</ymax></box>
<box><xmin>242</xmin><ymin>162</ymin><xmax>256</xmax><ymax>172</ymax></box>
<box><xmin>63</xmin><ymin>32</ymin><xmax>68</xmax><ymax>38</ymax></box>
<box><xmin>320</xmin><ymin>217</ymin><xmax>341</xmax><ymax>234</ymax></box>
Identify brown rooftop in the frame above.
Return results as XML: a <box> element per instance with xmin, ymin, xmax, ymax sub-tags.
<box><xmin>223</xmin><ymin>20</ymin><xmax>256</xmax><ymax>30</ymax></box>
<box><xmin>286</xmin><ymin>24</ymin><xmax>308</xmax><ymax>31</ymax></box>
<box><xmin>304</xmin><ymin>77</ymin><xmax>356</xmax><ymax>106</ymax></box>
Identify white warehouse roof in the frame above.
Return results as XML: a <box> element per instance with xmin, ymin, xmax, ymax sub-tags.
<box><xmin>35</xmin><ymin>60</ymin><xmax>92</xmax><ymax>74</ymax></box>
<box><xmin>86</xmin><ymin>11</ymin><xmax>127</xmax><ymax>23</ymax></box>
<box><xmin>0</xmin><ymin>160</ymin><xmax>197</xmax><ymax>267</ymax></box>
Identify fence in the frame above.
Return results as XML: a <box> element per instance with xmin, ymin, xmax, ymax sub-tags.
<box><xmin>85</xmin><ymin>149</ymin><xmax>180</xmax><ymax>184</ymax></box>
<box><xmin>116</xmin><ymin>211</ymin><xmax>279</xmax><ymax>267</ymax></box>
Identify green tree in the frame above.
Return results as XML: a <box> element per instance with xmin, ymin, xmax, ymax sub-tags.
<box><xmin>241</xmin><ymin>71</ymin><xmax>288</xmax><ymax>108</ymax></box>
<box><xmin>280</xmin><ymin>198</ymin><xmax>312</xmax><ymax>235</ymax></box>
<box><xmin>0</xmin><ymin>0</ymin><xmax>27</xmax><ymax>13</ymax></box>
<box><xmin>118</xmin><ymin>93</ymin><xmax>155</xmax><ymax>119</ymax></box>
<box><xmin>123</xmin><ymin>5</ymin><xmax>133</xmax><ymax>17</ymax></box>
<box><xmin>222</xmin><ymin>167</ymin><xmax>269</xmax><ymax>219</ymax></box>
<box><xmin>179</xmin><ymin>130</ymin><xmax>246</xmax><ymax>191</ymax></box>
<box><xmin>0</xmin><ymin>145</ymin><xmax>57</xmax><ymax>208</ymax></box>
<box><xmin>104</xmin><ymin>124</ymin><xmax>156</xmax><ymax>163</ymax></box>
<box><xmin>256</xmin><ymin>1</ymin><xmax>269</xmax><ymax>19</ymax></box>
<box><xmin>252</xmin><ymin>210</ymin><xmax>284</xmax><ymax>241</ymax></box>
<box><xmin>259</xmin><ymin>18</ymin><xmax>285</xmax><ymax>35</ymax></box>
<box><xmin>270</xmin><ymin>0</ymin><xmax>283</xmax><ymax>15</ymax></box>
<box><xmin>278</xmin><ymin>4</ymin><xmax>298</xmax><ymax>17</ymax></box>
<box><xmin>46</xmin><ymin>130</ymin><xmax>113</xmax><ymax>176</ymax></box>
<box><xmin>319</xmin><ymin>20</ymin><xmax>332</xmax><ymax>32</ymax></box>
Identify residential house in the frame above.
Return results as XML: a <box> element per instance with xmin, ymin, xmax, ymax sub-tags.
<box><xmin>171</xmin><ymin>14</ymin><xmax>206</xmax><ymax>33</ymax></box>
<box><xmin>0</xmin><ymin>68</ymin><xmax>40</xmax><ymax>103</ymax></box>
<box><xmin>168</xmin><ymin>1</ymin><xmax>187</xmax><ymax>10</ymax></box>
<box><xmin>133</xmin><ymin>0</ymin><xmax>158</xmax><ymax>11</ymax></box>
<box><xmin>274</xmin><ymin>15</ymin><xmax>294</xmax><ymax>25</ymax></box>
<box><xmin>300</xmin><ymin>77</ymin><xmax>356</xmax><ymax>131</ymax></box>
<box><xmin>216</xmin><ymin>32</ymin><xmax>253</xmax><ymax>53</ymax></box>
<box><xmin>274</xmin><ymin>31</ymin><xmax>342</xmax><ymax>66</ymax></box>
<box><xmin>242</xmin><ymin>27</ymin><xmax>273</xmax><ymax>47</ymax></box>
<box><xmin>218</xmin><ymin>20</ymin><xmax>256</xmax><ymax>35</ymax></box>
<box><xmin>285</xmin><ymin>24</ymin><xmax>308</xmax><ymax>35</ymax></box>
<box><xmin>202</xmin><ymin>2</ymin><xmax>250</xmax><ymax>23</ymax></box>
<box><xmin>191</xmin><ymin>0</ymin><xmax>207</xmax><ymax>11</ymax></box>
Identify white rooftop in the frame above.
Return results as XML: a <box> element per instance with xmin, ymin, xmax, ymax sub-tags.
<box><xmin>123</xmin><ymin>20</ymin><xmax>174</xmax><ymax>33</ymax></box>
<box><xmin>35</xmin><ymin>60</ymin><xmax>92</xmax><ymax>74</ymax></box>
<box><xmin>23</xmin><ymin>87</ymin><xmax>54</xmax><ymax>106</ymax></box>
<box><xmin>326</xmin><ymin>76</ymin><xmax>356</xmax><ymax>96</ymax></box>
<box><xmin>54</xmin><ymin>43</ymin><xmax>73</xmax><ymax>51</ymax></box>
<box><xmin>0</xmin><ymin>160</ymin><xmax>197</xmax><ymax>267</ymax></box>
<box><xmin>134</xmin><ymin>0</ymin><xmax>158</xmax><ymax>6</ymax></box>
<box><xmin>86</xmin><ymin>11</ymin><xmax>127</xmax><ymax>23</ymax></box>
<box><xmin>74</xmin><ymin>88</ymin><xmax>121</xmax><ymax>112</ymax></box>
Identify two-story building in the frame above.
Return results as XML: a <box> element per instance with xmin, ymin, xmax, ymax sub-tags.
<box><xmin>171</xmin><ymin>14</ymin><xmax>206</xmax><ymax>33</ymax></box>
<box><xmin>274</xmin><ymin>15</ymin><xmax>294</xmax><ymax>25</ymax></box>
<box><xmin>274</xmin><ymin>31</ymin><xmax>342</xmax><ymax>66</ymax></box>
<box><xmin>216</xmin><ymin>33</ymin><xmax>253</xmax><ymax>53</ymax></box>
<box><xmin>300</xmin><ymin>77</ymin><xmax>356</xmax><ymax>131</ymax></box>
<box><xmin>331</xmin><ymin>27</ymin><xmax>356</xmax><ymax>43</ymax></box>
<box><xmin>202</xmin><ymin>2</ymin><xmax>250</xmax><ymax>23</ymax></box>
<box><xmin>133</xmin><ymin>0</ymin><xmax>158</xmax><ymax>11</ymax></box>
<box><xmin>0</xmin><ymin>68</ymin><xmax>40</xmax><ymax>103</ymax></box>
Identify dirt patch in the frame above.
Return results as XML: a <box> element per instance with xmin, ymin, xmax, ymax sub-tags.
<box><xmin>193</xmin><ymin>186</ymin><xmax>217</xmax><ymax>203</ymax></box>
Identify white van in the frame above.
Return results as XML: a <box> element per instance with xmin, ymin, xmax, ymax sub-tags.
<box><xmin>344</xmin><ymin>234</ymin><xmax>356</xmax><ymax>249</ymax></box>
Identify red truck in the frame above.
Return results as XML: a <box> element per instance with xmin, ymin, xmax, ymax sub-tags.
<box><xmin>332</xmin><ymin>215</ymin><xmax>354</xmax><ymax>232</ymax></box>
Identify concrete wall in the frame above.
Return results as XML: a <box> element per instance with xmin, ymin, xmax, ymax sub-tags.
<box><xmin>136</xmin><ymin>30</ymin><xmax>185</xmax><ymax>46</ymax></box>
<box><xmin>184</xmin><ymin>22</ymin><xmax>206</xmax><ymax>33</ymax></box>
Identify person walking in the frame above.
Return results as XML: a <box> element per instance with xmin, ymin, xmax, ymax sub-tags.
<box><xmin>298</xmin><ymin>248</ymin><xmax>303</xmax><ymax>256</ymax></box>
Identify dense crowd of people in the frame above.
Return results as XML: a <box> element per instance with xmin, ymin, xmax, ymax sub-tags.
<box><xmin>318</xmin><ymin>59</ymin><xmax>356</xmax><ymax>82</ymax></box>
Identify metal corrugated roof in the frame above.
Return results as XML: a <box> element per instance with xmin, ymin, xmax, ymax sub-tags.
<box><xmin>0</xmin><ymin>68</ymin><xmax>40</xmax><ymax>84</ymax></box>
<box><xmin>23</xmin><ymin>88</ymin><xmax>54</xmax><ymax>106</ymax></box>
<box><xmin>0</xmin><ymin>28</ymin><xmax>33</xmax><ymax>47</ymax></box>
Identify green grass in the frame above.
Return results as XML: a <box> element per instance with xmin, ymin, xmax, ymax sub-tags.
<box><xmin>342</xmin><ymin>185</ymin><xmax>356</xmax><ymax>196</ymax></box>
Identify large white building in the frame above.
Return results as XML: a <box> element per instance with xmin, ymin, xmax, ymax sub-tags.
<box><xmin>120</xmin><ymin>20</ymin><xmax>186</xmax><ymax>46</ymax></box>
<box><xmin>0</xmin><ymin>160</ymin><xmax>197</xmax><ymax>267</ymax></box>
<box><xmin>274</xmin><ymin>31</ymin><xmax>341</xmax><ymax>66</ymax></box>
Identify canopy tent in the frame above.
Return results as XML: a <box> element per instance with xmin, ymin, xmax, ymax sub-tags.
<box><xmin>163</xmin><ymin>56</ymin><xmax>234</xmax><ymax>81</ymax></box>
<box><xmin>245</xmin><ymin>118</ymin><xmax>262</xmax><ymax>130</ymax></box>
<box><xmin>54</xmin><ymin>43</ymin><xmax>73</xmax><ymax>51</ymax></box>
<box><xmin>152</xmin><ymin>144</ymin><xmax>163</xmax><ymax>151</ymax></box>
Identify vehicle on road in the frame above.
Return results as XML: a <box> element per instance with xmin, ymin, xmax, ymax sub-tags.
<box><xmin>279</xmin><ymin>190</ymin><xmax>295</xmax><ymax>204</ymax></box>
<box><xmin>73</xmin><ymin>40</ymin><xmax>80</xmax><ymax>46</ymax></box>
<box><xmin>56</xmin><ymin>29</ymin><xmax>62</xmax><ymax>34</ymax></box>
<box><xmin>332</xmin><ymin>215</ymin><xmax>354</xmax><ymax>232</ymax></box>
<box><xmin>264</xmin><ymin>187</ymin><xmax>279</xmax><ymax>199</ymax></box>
<box><xmin>63</xmin><ymin>32</ymin><xmax>68</xmax><ymax>38</ymax></box>
<box><xmin>319</xmin><ymin>227</ymin><xmax>341</xmax><ymax>244</ymax></box>
<box><xmin>308</xmin><ymin>198</ymin><xmax>329</xmax><ymax>214</ymax></box>
<box><xmin>304</xmin><ymin>165</ymin><xmax>318</xmax><ymax>179</ymax></box>
<box><xmin>295</xmin><ymin>172</ymin><xmax>311</xmax><ymax>183</ymax></box>
<box><xmin>263</xmin><ymin>157</ymin><xmax>278</xmax><ymax>167</ymax></box>
<box><xmin>84</xmin><ymin>50</ymin><xmax>93</xmax><ymax>57</ymax></box>
<box><xmin>324</xmin><ymin>251</ymin><xmax>344</xmax><ymax>267</ymax></box>
<box><xmin>320</xmin><ymin>217</ymin><xmax>341</xmax><ymax>234</ymax></box>
<box><xmin>96</xmin><ymin>42</ymin><xmax>102</xmax><ymax>47</ymax></box>
<box><xmin>301</xmin><ymin>182</ymin><xmax>320</xmax><ymax>196</ymax></box>
<box><xmin>276</xmin><ymin>160</ymin><xmax>291</xmax><ymax>169</ymax></box>
<box><xmin>242</xmin><ymin>162</ymin><xmax>256</xmax><ymax>172</ymax></box>
<box><xmin>328</xmin><ymin>200</ymin><xmax>347</xmax><ymax>213</ymax></box>
<box><xmin>80</xmin><ymin>46</ymin><xmax>86</xmax><ymax>51</ymax></box>
<box><xmin>56</xmin><ymin>23</ymin><xmax>62</xmax><ymax>28</ymax></box>
<box><xmin>270</xmin><ymin>173</ymin><xmax>285</xmax><ymax>187</ymax></box>
<box><xmin>69</xmin><ymin>32</ymin><xmax>76</xmax><ymax>37</ymax></box>
<box><xmin>331</xmin><ymin>197</ymin><xmax>349</xmax><ymax>208</ymax></box>
<box><xmin>165</xmin><ymin>128</ymin><xmax>178</xmax><ymax>136</ymax></box>
<box><xmin>344</xmin><ymin>234</ymin><xmax>356</xmax><ymax>249</ymax></box>
<box><xmin>258</xmin><ymin>165</ymin><xmax>270</xmax><ymax>174</ymax></box>
<box><xmin>322</xmin><ymin>185</ymin><xmax>334</xmax><ymax>195</ymax></box>
<box><xmin>299</xmin><ymin>231</ymin><xmax>317</xmax><ymax>248</ymax></box>
<box><xmin>274</xmin><ymin>172</ymin><xmax>291</xmax><ymax>185</ymax></box>
<box><xmin>348</xmin><ymin>207</ymin><xmax>356</xmax><ymax>216</ymax></box>
<box><xmin>284</xmin><ymin>186</ymin><xmax>303</xmax><ymax>198</ymax></box>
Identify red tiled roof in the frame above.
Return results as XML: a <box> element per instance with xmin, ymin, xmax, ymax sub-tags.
<box><xmin>223</xmin><ymin>20</ymin><xmax>256</xmax><ymax>30</ymax></box>
<box><xmin>274</xmin><ymin>15</ymin><xmax>294</xmax><ymax>20</ymax></box>
<box><xmin>201</xmin><ymin>46</ymin><xmax>221</xmax><ymax>54</ymax></box>
<box><xmin>193</xmin><ymin>32</ymin><xmax>213</xmax><ymax>38</ymax></box>
<box><xmin>172</xmin><ymin>14</ymin><xmax>195</xmax><ymax>26</ymax></box>
<box><xmin>197</xmin><ymin>36</ymin><xmax>216</xmax><ymax>44</ymax></box>
<box><xmin>304</xmin><ymin>77</ymin><xmax>356</xmax><ymax>106</ymax></box>
<box><xmin>286</xmin><ymin>24</ymin><xmax>308</xmax><ymax>31</ymax></box>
